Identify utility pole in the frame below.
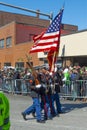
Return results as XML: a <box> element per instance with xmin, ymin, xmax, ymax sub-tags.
<box><xmin>0</xmin><ymin>2</ymin><xmax>53</xmax><ymax>22</ymax></box>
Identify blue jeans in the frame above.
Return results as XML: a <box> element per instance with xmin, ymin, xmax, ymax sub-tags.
<box><xmin>46</xmin><ymin>95</ymin><xmax>56</xmax><ymax>117</ymax></box>
<box><xmin>23</xmin><ymin>97</ymin><xmax>42</xmax><ymax>120</ymax></box>
<box><xmin>52</xmin><ymin>93</ymin><xmax>62</xmax><ymax>113</ymax></box>
<box><xmin>40</xmin><ymin>95</ymin><xmax>53</xmax><ymax>118</ymax></box>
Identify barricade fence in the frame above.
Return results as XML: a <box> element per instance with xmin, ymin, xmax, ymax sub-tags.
<box><xmin>0</xmin><ymin>78</ymin><xmax>87</xmax><ymax>99</ymax></box>
<box><xmin>60</xmin><ymin>80</ymin><xmax>87</xmax><ymax>100</ymax></box>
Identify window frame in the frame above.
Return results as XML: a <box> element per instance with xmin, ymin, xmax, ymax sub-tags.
<box><xmin>0</xmin><ymin>39</ymin><xmax>4</xmax><ymax>48</ymax></box>
<box><xmin>6</xmin><ymin>36</ymin><xmax>12</xmax><ymax>48</ymax></box>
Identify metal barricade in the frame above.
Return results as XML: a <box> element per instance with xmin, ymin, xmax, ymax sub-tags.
<box><xmin>60</xmin><ymin>80</ymin><xmax>87</xmax><ymax>100</ymax></box>
<box><xmin>1</xmin><ymin>79</ymin><xmax>87</xmax><ymax>100</ymax></box>
<box><xmin>0</xmin><ymin>79</ymin><xmax>28</xmax><ymax>95</ymax></box>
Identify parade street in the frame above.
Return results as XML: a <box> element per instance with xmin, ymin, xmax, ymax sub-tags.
<box><xmin>6</xmin><ymin>93</ymin><xmax>87</xmax><ymax>130</ymax></box>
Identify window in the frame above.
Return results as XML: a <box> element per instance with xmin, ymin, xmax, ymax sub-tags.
<box><xmin>15</xmin><ymin>62</ymin><xmax>24</xmax><ymax>68</ymax></box>
<box><xmin>44</xmin><ymin>52</ymin><xmax>48</xmax><ymax>55</ymax></box>
<box><xmin>4</xmin><ymin>63</ymin><xmax>11</xmax><ymax>67</ymax></box>
<box><xmin>44</xmin><ymin>60</ymin><xmax>48</xmax><ymax>64</ymax></box>
<box><xmin>0</xmin><ymin>39</ymin><xmax>4</xmax><ymax>48</ymax></box>
<box><xmin>6</xmin><ymin>37</ymin><xmax>12</xmax><ymax>47</ymax></box>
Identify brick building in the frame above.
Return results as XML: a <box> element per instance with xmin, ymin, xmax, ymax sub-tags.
<box><xmin>0</xmin><ymin>11</ymin><xmax>78</xmax><ymax>69</ymax></box>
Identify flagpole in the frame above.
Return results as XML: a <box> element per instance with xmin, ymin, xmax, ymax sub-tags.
<box><xmin>25</xmin><ymin>54</ymin><xmax>37</xmax><ymax>78</ymax></box>
<box><xmin>56</xmin><ymin>6</ymin><xmax>64</xmax><ymax>67</ymax></box>
<box><xmin>47</xmin><ymin>8</ymin><xmax>64</xmax><ymax>73</ymax></box>
<box><xmin>50</xmin><ymin>51</ymin><xmax>56</xmax><ymax>72</ymax></box>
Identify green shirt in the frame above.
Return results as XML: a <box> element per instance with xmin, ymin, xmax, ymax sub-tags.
<box><xmin>0</xmin><ymin>91</ymin><xmax>10</xmax><ymax>130</ymax></box>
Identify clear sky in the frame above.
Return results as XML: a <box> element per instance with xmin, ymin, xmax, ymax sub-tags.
<box><xmin>0</xmin><ymin>0</ymin><xmax>87</xmax><ymax>30</ymax></box>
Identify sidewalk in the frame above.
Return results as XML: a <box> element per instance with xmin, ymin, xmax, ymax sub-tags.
<box><xmin>6</xmin><ymin>94</ymin><xmax>87</xmax><ymax>130</ymax></box>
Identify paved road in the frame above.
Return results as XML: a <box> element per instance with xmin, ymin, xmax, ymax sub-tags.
<box><xmin>6</xmin><ymin>93</ymin><xmax>87</xmax><ymax>130</ymax></box>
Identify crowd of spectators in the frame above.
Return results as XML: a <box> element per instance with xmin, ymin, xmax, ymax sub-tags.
<box><xmin>0</xmin><ymin>65</ymin><xmax>87</xmax><ymax>101</ymax></box>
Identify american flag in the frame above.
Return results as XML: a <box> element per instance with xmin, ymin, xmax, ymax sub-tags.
<box><xmin>33</xmin><ymin>31</ymin><xmax>45</xmax><ymax>44</ymax></box>
<box><xmin>29</xmin><ymin>8</ymin><xmax>64</xmax><ymax>53</ymax></box>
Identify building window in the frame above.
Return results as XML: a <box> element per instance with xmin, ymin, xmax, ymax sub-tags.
<box><xmin>0</xmin><ymin>39</ymin><xmax>4</xmax><ymax>48</ymax></box>
<box><xmin>15</xmin><ymin>62</ymin><xmax>24</xmax><ymax>68</ymax></box>
<box><xmin>4</xmin><ymin>62</ymin><xmax>11</xmax><ymax>67</ymax></box>
<box><xmin>44</xmin><ymin>60</ymin><xmax>48</xmax><ymax>64</ymax></box>
<box><xmin>44</xmin><ymin>52</ymin><xmax>48</xmax><ymax>55</ymax></box>
<box><xmin>6</xmin><ymin>37</ymin><xmax>12</xmax><ymax>47</ymax></box>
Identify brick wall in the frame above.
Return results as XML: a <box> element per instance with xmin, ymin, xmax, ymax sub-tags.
<box><xmin>16</xmin><ymin>23</ymin><xmax>46</xmax><ymax>44</ymax></box>
<box><xmin>0</xmin><ymin>22</ymin><xmax>41</xmax><ymax>69</ymax></box>
<box><xmin>0</xmin><ymin>11</ymin><xmax>50</xmax><ymax>27</ymax></box>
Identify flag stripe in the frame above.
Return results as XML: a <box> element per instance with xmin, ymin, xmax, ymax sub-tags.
<box><xmin>37</xmin><ymin>38</ymin><xmax>58</xmax><ymax>44</ymax></box>
<box><xmin>39</xmin><ymin>34</ymin><xmax>59</xmax><ymax>40</ymax></box>
<box><xmin>30</xmin><ymin>45</ymin><xmax>58</xmax><ymax>53</ymax></box>
<box><xmin>33</xmin><ymin>31</ymin><xmax>45</xmax><ymax>43</ymax></box>
<box><xmin>42</xmin><ymin>31</ymin><xmax>59</xmax><ymax>37</ymax></box>
<box><xmin>33</xmin><ymin>42</ymin><xmax>59</xmax><ymax>48</ymax></box>
<box><xmin>33</xmin><ymin>38</ymin><xmax>59</xmax><ymax>46</ymax></box>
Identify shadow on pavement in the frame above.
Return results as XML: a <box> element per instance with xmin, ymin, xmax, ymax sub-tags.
<box><xmin>62</xmin><ymin>101</ymin><xmax>87</xmax><ymax>113</ymax></box>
